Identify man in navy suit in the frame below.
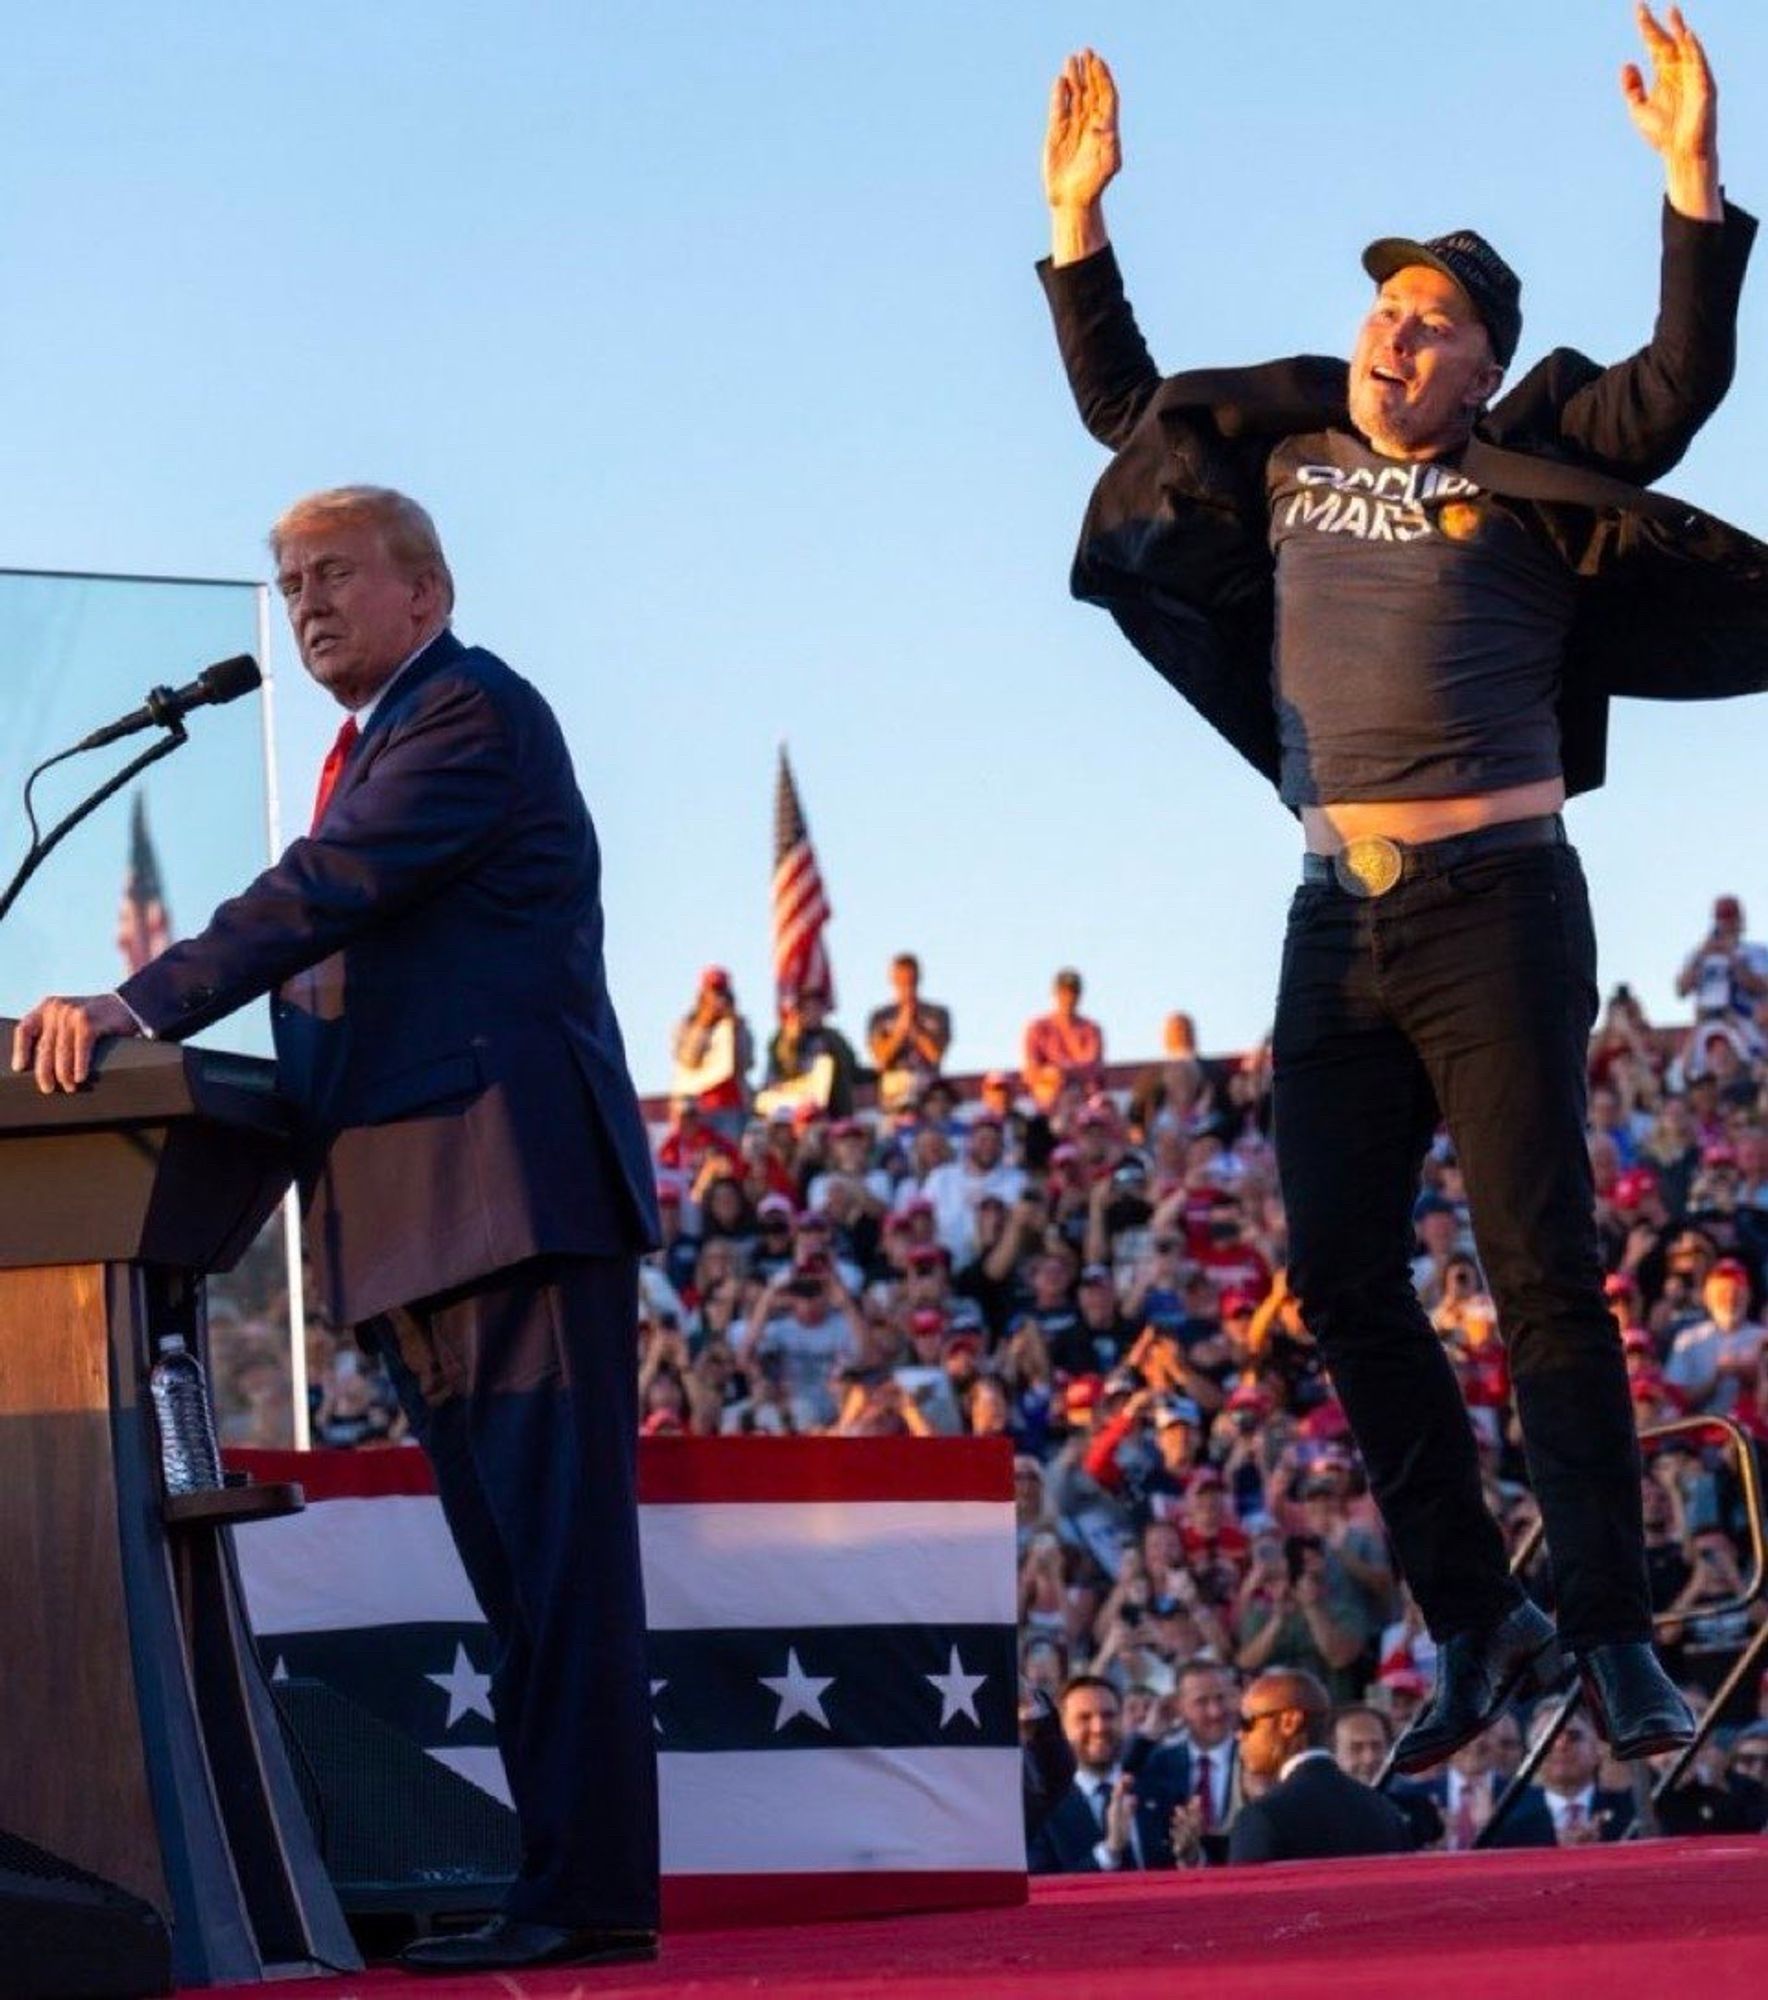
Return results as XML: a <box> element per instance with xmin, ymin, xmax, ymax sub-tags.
<box><xmin>1027</xmin><ymin>1676</ymin><xmax>1189</xmax><ymax>1871</ymax></box>
<box><xmin>1228</xmin><ymin>1671</ymin><xmax>1415</xmax><ymax>1864</ymax></box>
<box><xmin>13</xmin><ymin>486</ymin><xmax>661</xmax><ymax>1975</ymax></box>
<box><xmin>1482</xmin><ymin>1709</ymin><xmax>1636</xmax><ymax>1847</ymax></box>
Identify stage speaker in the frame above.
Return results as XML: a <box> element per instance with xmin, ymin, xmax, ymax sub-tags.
<box><xmin>273</xmin><ymin>1678</ymin><xmax>519</xmax><ymax>1918</ymax></box>
<box><xmin>0</xmin><ymin>1826</ymin><xmax>172</xmax><ymax>2000</ymax></box>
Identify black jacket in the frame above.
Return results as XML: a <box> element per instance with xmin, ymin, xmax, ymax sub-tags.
<box><xmin>1228</xmin><ymin>1752</ymin><xmax>1415</xmax><ymax>1864</ymax></box>
<box><xmin>1039</xmin><ymin>203</ymin><xmax>1766</xmax><ymax>805</ymax></box>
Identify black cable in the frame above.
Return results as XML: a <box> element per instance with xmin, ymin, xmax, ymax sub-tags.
<box><xmin>0</xmin><ymin>723</ymin><xmax>187</xmax><ymax>926</ymax></box>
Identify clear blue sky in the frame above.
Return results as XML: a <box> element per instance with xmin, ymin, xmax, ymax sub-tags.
<box><xmin>1</xmin><ymin>2</ymin><xmax>1764</xmax><ymax>1090</ymax></box>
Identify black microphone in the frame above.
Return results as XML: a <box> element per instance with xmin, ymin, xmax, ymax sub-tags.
<box><xmin>75</xmin><ymin>654</ymin><xmax>262</xmax><ymax>753</ymax></box>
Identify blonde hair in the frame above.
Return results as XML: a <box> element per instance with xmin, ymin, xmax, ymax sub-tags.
<box><xmin>268</xmin><ymin>485</ymin><xmax>455</xmax><ymax>613</ymax></box>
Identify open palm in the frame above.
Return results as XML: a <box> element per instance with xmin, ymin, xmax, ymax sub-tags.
<box><xmin>1621</xmin><ymin>3</ymin><xmax>1716</xmax><ymax>161</ymax></box>
<box><xmin>1044</xmin><ymin>49</ymin><xmax>1120</xmax><ymax>210</ymax></box>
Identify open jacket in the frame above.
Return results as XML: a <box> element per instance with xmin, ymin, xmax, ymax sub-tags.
<box><xmin>1039</xmin><ymin>202</ymin><xmax>1767</xmax><ymax>801</ymax></box>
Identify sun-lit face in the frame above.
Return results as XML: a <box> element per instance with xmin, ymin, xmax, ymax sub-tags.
<box><xmin>276</xmin><ymin>516</ymin><xmax>446</xmax><ymax>709</ymax></box>
<box><xmin>1176</xmin><ymin>1669</ymin><xmax>1235</xmax><ymax>1749</ymax></box>
<box><xmin>1062</xmin><ymin>1685</ymin><xmax>1123</xmax><ymax>1775</ymax></box>
<box><xmin>1334</xmin><ymin>1713</ymin><xmax>1390</xmax><ymax>1785</ymax></box>
<box><xmin>1347</xmin><ymin>265</ymin><xmax>1502</xmax><ymax>461</ymax></box>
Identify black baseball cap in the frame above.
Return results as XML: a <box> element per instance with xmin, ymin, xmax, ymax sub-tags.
<box><xmin>1361</xmin><ymin>229</ymin><xmax>1522</xmax><ymax>368</ymax></box>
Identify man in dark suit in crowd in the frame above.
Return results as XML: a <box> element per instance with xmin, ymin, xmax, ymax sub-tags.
<box><xmin>1484</xmin><ymin>1709</ymin><xmax>1637</xmax><ymax>1847</ymax></box>
<box><xmin>1332</xmin><ymin>1702</ymin><xmax>1444</xmax><ymax>1850</ymax></box>
<box><xmin>1028</xmin><ymin>1676</ymin><xmax>1187</xmax><ymax>1871</ymax></box>
<box><xmin>1228</xmin><ymin>1672</ymin><xmax>1414</xmax><ymax>1864</ymax></box>
<box><xmin>1143</xmin><ymin>1656</ymin><xmax>1244</xmax><ymax>1864</ymax></box>
<box><xmin>13</xmin><ymin>486</ymin><xmax>660</xmax><ymax>1975</ymax></box>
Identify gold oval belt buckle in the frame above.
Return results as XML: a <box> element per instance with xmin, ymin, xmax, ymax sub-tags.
<box><xmin>1333</xmin><ymin>835</ymin><xmax>1405</xmax><ymax>899</ymax></box>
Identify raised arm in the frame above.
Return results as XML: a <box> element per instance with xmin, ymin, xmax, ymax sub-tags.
<box><xmin>1547</xmin><ymin>7</ymin><xmax>1752</xmax><ymax>480</ymax></box>
<box><xmin>1038</xmin><ymin>50</ymin><xmax>1162</xmax><ymax>450</ymax></box>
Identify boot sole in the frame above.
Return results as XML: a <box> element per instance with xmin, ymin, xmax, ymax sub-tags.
<box><xmin>1389</xmin><ymin>1632</ymin><xmax>1570</xmax><ymax>1776</ymax></box>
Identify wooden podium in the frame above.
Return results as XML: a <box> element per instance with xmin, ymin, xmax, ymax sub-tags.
<box><xmin>0</xmin><ymin>1028</ymin><xmax>359</xmax><ymax>1987</ymax></box>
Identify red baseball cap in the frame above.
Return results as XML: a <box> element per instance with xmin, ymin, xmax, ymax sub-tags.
<box><xmin>1612</xmin><ymin>1167</ymin><xmax>1660</xmax><ymax>1210</ymax></box>
<box><xmin>1063</xmin><ymin>1373</ymin><xmax>1105</xmax><ymax>1418</ymax></box>
<box><xmin>1227</xmin><ymin>1381</ymin><xmax>1273</xmax><ymax>1413</ymax></box>
<box><xmin>1711</xmin><ymin>1257</ymin><xmax>1752</xmax><ymax>1284</ymax></box>
<box><xmin>699</xmin><ymin>964</ymin><xmax>732</xmax><ymax>991</ymax></box>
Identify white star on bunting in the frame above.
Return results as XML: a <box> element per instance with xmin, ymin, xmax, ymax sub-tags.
<box><xmin>651</xmin><ymin>1678</ymin><xmax>668</xmax><ymax>1735</ymax></box>
<box><xmin>925</xmin><ymin>1644</ymin><xmax>987</xmax><ymax>1728</ymax></box>
<box><xmin>760</xmin><ymin>1647</ymin><xmax>835</xmax><ymax>1730</ymax></box>
<box><xmin>426</xmin><ymin>1642</ymin><xmax>494</xmax><ymax>1730</ymax></box>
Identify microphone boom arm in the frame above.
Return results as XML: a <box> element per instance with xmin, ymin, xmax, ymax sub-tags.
<box><xmin>0</xmin><ymin>722</ymin><xmax>189</xmax><ymax>929</ymax></box>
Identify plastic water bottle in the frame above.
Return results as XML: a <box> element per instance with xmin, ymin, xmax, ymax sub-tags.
<box><xmin>149</xmin><ymin>1334</ymin><xmax>223</xmax><ymax>1495</ymax></box>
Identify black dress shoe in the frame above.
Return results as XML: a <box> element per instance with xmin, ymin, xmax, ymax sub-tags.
<box><xmin>398</xmin><ymin>1916</ymin><xmax>659</xmax><ymax>1975</ymax></box>
<box><xmin>1577</xmin><ymin>1641</ymin><xmax>1696</xmax><ymax>1760</ymax></box>
<box><xmin>1391</xmin><ymin>1598</ymin><xmax>1568</xmax><ymax>1775</ymax></box>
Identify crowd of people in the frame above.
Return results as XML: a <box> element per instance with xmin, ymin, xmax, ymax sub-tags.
<box><xmin>269</xmin><ymin>899</ymin><xmax>1768</xmax><ymax>1858</ymax></box>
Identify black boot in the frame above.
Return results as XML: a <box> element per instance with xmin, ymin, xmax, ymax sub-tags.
<box><xmin>1391</xmin><ymin>1598</ymin><xmax>1568</xmax><ymax>1774</ymax></box>
<box><xmin>397</xmin><ymin>1918</ymin><xmax>659</xmax><ymax>1975</ymax></box>
<box><xmin>1577</xmin><ymin>1642</ymin><xmax>1696</xmax><ymax>1760</ymax></box>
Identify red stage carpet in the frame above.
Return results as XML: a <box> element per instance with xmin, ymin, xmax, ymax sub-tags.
<box><xmin>216</xmin><ymin>1836</ymin><xmax>1767</xmax><ymax>1998</ymax></box>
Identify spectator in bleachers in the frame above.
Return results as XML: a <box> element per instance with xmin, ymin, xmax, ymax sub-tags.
<box><xmin>1496</xmin><ymin>1711</ymin><xmax>1635</xmax><ymax>1847</ymax></box>
<box><xmin>1234</xmin><ymin>1533</ymin><xmax>1371</xmax><ymax>1704</ymax></box>
<box><xmin>1660</xmin><ymin>1525</ymin><xmax>1767</xmax><ymax>1724</ymax></box>
<box><xmin>1022</xmin><ymin>968</ymin><xmax>1105</xmax><ymax>1111</ymax></box>
<box><xmin>735</xmin><ymin>1260</ymin><xmax>861</xmax><ymax>1430</ymax></box>
<box><xmin>669</xmin><ymin>965</ymin><xmax>754</xmax><ymax>1131</ymax></box>
<box><xmin>1664</xmin><ymin>1258</ymin><xmax>1763</xmax><ymax>1413</ymax></box>
<box><xmin>866</xmin><ymin>953</ymin><xmax>952</xmax><ymax>1111</ymax></box>
<box><xmin>920</xmin><ymin>1113</ymin><xmax>1025</xmax><ymax>1264</ymax></box>
<box><xmin>758</xmin><ymin>988</ymin><xmax>864</xmax><ymax>1118</ymax></box>
<box><xmin>1675</xmin><ymin>894</ymin><xmax>1768</xmax><ymax>1050</ymax></box>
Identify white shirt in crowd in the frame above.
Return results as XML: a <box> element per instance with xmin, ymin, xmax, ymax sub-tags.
<box><xmin>914</xmin><ymin>1158</ymin><xmax>1026</xmax><ymax>1264</ymax></box>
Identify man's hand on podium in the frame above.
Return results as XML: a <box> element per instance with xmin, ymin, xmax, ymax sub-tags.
<box><xmin>11</xmin><ymin>993</ymin><xmax>141</xmax><ymax>1093</ymax></box>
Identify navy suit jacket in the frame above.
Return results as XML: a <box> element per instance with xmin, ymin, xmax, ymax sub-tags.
<box><xmin>1027</xmin><ymin>1763</ymin><xmax>1188</xmax><ymax>1874</ymax></box>
<box><xmin>1482</xmin><ymin>1783</ymin><xmax>1636</xmax><ymax>1849</ymax></box>
<box><xmin>1227</xmin><ymin>1753</ymin><xmax>1415</xmax><ymax>1864</ymax></box>
<box><xmin>121</xmin><ymin>629</ymin><xmax>659</xmax><ymax>1323</ymax></box>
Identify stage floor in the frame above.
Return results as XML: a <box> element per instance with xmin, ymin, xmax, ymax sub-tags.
<box><xmin>220</xmin><ymin>1836</ymin><xmax>1768</xmax><ymax>1999</ymax></box>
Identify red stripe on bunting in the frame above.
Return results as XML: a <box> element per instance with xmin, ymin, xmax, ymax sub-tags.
<box><xmin>226</xmin><ymin>1435</ymin><xmax>1014</xmax><ymax>1507</ymax></box>
<box><xmin>663</xmin><ymin>1868</ymin><xmax>1026</xmax><ymax>1931</ymax></box>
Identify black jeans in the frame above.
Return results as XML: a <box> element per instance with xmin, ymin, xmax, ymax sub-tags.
<box><xmin>1273</xmin><ymin>838</ymin><xmax>1651</xmax><ymax>1651</ymax></box>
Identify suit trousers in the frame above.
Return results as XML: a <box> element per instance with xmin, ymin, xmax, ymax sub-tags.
<box><xmin>1273</xmin><ymin>838</ymin><xmax>1652</xmax><ymax>1651</ymax></box>
<box><xmin>366</xmin><ymin>1252</ymin><xmax>659</xmax><ymax>1930</ymax></box>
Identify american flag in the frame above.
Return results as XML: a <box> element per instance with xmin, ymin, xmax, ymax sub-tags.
<box><xmin>772</xmin><ymin>747</ymin><xmax>834</xmax><ymax>1009</ymax></box>
<box><xmin>116</xmin><ymin>791</ymin><xmax>173</xmax><ymax>974</ymax></box>
<box><xmin>230</xmin><ymin>1441</ymin><xmax>1023</xmax><ymax>1930</ymax></box>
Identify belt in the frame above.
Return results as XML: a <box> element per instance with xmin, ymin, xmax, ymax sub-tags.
<box><xmin>1301</xmin><ymin>813</ymin><xmax>1566</xmax><ymax>899</ymax></box>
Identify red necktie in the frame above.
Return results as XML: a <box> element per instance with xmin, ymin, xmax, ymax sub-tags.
<box><xmin>1195</xmin><ymin>1753</ymin><xmax>1214</xmax><ymax>1832</ymax></box>
<box><xmin>310</xmin><ymin>716</ymin><xmax>360</xmax><ymax>833</ymax></box>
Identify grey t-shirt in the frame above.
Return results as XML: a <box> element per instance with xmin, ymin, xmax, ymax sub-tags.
<box><xmin>1268</xmin><ymin>430</ymin><xmax>1576</xmax><ymax>807</ymax></box>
